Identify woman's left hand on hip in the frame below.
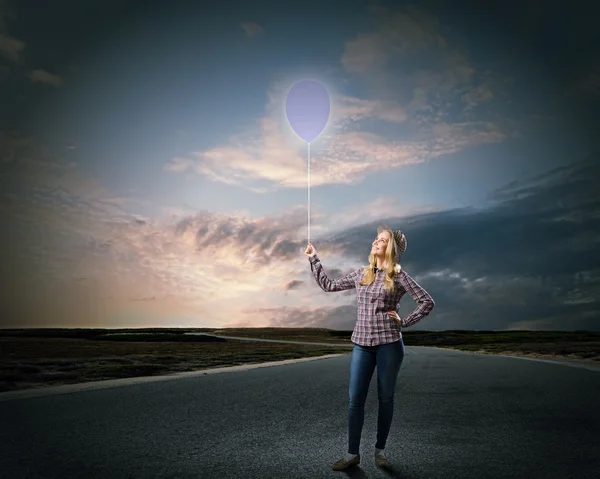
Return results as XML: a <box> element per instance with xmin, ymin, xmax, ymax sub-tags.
<box><xmin>387</xmin><ymin>311</ymin><xmax>401</xmax><ymax>324</ymax></box>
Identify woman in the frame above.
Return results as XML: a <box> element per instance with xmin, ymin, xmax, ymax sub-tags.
<box><xmin>304</xmin><ymin>224</ymin><xmax>435</xmax><ymax>470</ymax></box>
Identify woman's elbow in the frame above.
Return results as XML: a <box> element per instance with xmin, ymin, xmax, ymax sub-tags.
<box><xmin>426</xmin><ymin>297</ymin><xmax>435</xmax><ymax>311</ymax></box>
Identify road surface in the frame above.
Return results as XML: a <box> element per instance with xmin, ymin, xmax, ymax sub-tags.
<box><xmin>1</xmin><ymin>346</ymin><xmax>598</xmax><ymax>478</ymax></box>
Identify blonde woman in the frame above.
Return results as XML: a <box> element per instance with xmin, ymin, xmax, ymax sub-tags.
<box><xmin>304</xmin><ymin>224</ymin><xmax>435</xmax><ymax>470</ymax></box>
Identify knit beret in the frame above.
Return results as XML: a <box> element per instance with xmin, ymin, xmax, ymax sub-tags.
<box><xmin>377</xmin><ymin>224</ymin><xmax>407</xmax><ymax>264</ymax></box>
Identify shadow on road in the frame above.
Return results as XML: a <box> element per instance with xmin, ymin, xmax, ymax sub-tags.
<box><xmin>343</xmin><ymin>466</ymin><xmax>369</xmax><ymax>478</ymax></box>
<box><xmin>342</xmin><ymin>464</ymin><xmax>410</xmax><ymax>478</ymax></box>
<box><xmin>379</xmin><ymin>463</ymin><xmax>410</xmax><ymax>478</ymax></box>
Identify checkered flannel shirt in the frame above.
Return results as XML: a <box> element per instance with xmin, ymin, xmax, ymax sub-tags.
<box><xmin>309</xmin><ymin>254</ymin><xmax>435</xmax><ymax>346</ymax></box>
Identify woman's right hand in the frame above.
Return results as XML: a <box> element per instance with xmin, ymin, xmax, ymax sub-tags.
<box><xmin>305</xmin><ymin>243</ymin><xmax>316</xmax><ymax>257</ymax></box>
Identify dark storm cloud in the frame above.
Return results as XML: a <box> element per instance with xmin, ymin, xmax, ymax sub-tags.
<box><xmin>403</xmin><ymin>154</ymin><xmax>600</xmax><ymax>279</ymax></box>
<box><xmin>332</xmin><ymin>154</ymin><xmax>600</xmax><ymax>278</ymax></box>
<box><xmin>288</xmin><ymin>153</ymin><xmax>600</xmax><ymax>330</ymax></box>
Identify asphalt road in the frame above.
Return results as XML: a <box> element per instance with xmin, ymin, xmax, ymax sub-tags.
<box><xmin>1</xmin><ymin>346</ymin><xmax>599</xmax><ymax>479</ymax></box>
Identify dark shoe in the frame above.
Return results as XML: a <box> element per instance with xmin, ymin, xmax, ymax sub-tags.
<box><xmin>331</xmin><ymin>454</ymin><xmax>360</xmax><ymax>470</ymax></box>
<box><xmin>374</xmin><ymin>452</ymin><xmax>390</xmax><ymax>468</ymax></box>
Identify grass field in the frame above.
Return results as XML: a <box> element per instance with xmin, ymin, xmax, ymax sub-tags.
<box><xmin>1</xmin><ymin>328</ymin><xmax>598</xmax><ymax>393</ymax></box>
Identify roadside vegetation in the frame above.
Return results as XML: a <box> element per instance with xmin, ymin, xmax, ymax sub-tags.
<box><xmin>1</xmin><ymin>328</ymin><xmax>598</xmax><ymax>393</ymax></box>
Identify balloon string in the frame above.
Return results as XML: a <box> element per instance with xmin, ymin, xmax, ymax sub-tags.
<box><xmin>308</xmin><ymin>142</ymin><xmax>311</xmax><ymax>244</ymax></box>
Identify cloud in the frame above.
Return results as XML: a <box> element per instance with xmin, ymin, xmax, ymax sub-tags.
<box><xmin>341</xmin><ymin>5</ymin><xmax>497</xmax><ymax>118</ymax></box>
<box><xmin>29</xmin><ymin>69</ymin><xmax>64</xmax><ymax>87</ymax></box>
<box><xmin>322</xmin><ymin>195</ymin><xmax>441</xmax><ymax>235</ymax></box>
<box><xmin>1</xmin><ymin>132</ymin><xmax>322</xmax><ymax>327</ymax></box>
<box><xmin>0</xmin><ymin>131</ymin><xmax>175</xmax><ymax>327</ymax></box>
<box><xmin>3</xmin><ymin>130</ymin><xmax>599</xmax><ymax>330</ymax></box>
<box><xmin>573</xmin><ymin>62</ymin><xmax>600</xmax><ymax>97</ymax></box>
<box><xmin>341</xmin><ymin>7</ymin><xmax>447</xmax><ymax>73</ymax></box>
<box><xmin>228</xmin><ymin>304</ymin><xmax>358</xmax><ymax>329</ymax></box>
<box><xmin>0</xmin><ymin>33</ymin><xmax>23</xmax><ymax>62</ymax></box>
<box><xmin>164</xmin><ymin>5</ymin><xmax>514</xmax><ymax>194</ymax></box>
<box><xmin>164</xmin><ymin>79</ymin><xmax>509</xmax><ymax>192</ymax></box>
<box><xmin>0</xmin><ymin>0</ymin><xmax>15</xmax><ymax>29</ymax></box>
<box><xmin>333</xmin><ymin>95</ymin><xmax>407</xmax><ymax>126</ymax></box>
<box><xmin>232</xmin><ymin>153</ymin><xmax>600</xmax><ymax>331</ymax></box>
<box><xmin>1</xmin><ymin>131</ymin><xmax>382</xmax><ymax>329</ymax></box>
<box><xmin>341</xmin><ymin>33</ymin><xmax>389</xmax><ymax>74</ymax></box>
<box><xmin>285</xmin><ymin>280</ymin><xmax>304</xmax><ymax>291</ymax></box>
<box><xmin>240</xmin><ymin>22</ymin><xmax>264</xmax><ymax>37</ymax></box>
<box><xmin>462</xmin><ymin>83</ymin><xmax>494</xmax><ymax>111</ymax></box>
<box><xmin>0</xmin><ymin>1</ymin><xmax>23</xmax><ymax>63</ymax></box>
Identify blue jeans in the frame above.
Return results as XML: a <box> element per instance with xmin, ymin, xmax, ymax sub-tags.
<box><xmin>347</xmin><ymin>339</ymin><xmax>405</xmax><ymax>454</ymax></box>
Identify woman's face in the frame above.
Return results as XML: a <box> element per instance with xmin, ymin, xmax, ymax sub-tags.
<box><xmin>371</xmin><ymin>230</ymin><xmax>391</xmax><ymax>257</ymax></box>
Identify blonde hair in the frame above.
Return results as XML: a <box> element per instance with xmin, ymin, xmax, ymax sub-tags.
<box><xmin>358</xmin><ymin>226</ymin><xmax>400</xmax><ymax>292</ymax></box>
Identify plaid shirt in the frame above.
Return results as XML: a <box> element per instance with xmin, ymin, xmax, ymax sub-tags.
<box><xmin>309</xmin><ymin>254</ymin><xmax>435</xmax><ymax>346</ymax></box>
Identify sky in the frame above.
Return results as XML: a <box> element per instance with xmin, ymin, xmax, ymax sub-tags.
<box><xmin>1</xmin><ymin>0</ymin><xmax>599</xmax><ymax>331</ymax></box>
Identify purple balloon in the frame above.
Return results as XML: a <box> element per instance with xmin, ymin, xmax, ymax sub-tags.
<box><xmin>285</xmin><ymin>80</ymin><xmax>330</xmax><ymax>143</ymax></box>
